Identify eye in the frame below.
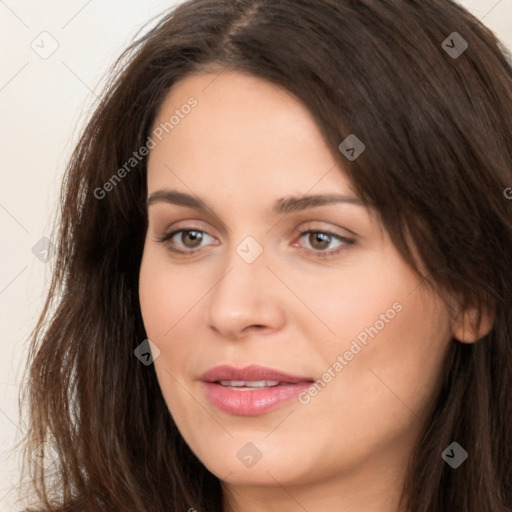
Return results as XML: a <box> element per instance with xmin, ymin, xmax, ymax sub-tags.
<box><xmin>156</xmin><ymin>226</ymin><xmax>354</xmax><ymax>258</ymax></box>
<box><xmin>156</xmin><ymin>229</ymin><xmax>216</xmax><ymax>253</ymax></box>
<box><xmin>295</xmin><ymin>229</ymin><xmax>354</xmax><ymax>258</ymax></box>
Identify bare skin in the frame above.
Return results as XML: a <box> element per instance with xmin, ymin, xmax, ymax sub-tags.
<box><xmin>139</xmin><ymin>70</ymin><xmax>492</xmax><ymax>512</ymax></box>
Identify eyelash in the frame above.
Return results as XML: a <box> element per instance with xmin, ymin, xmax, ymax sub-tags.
<box><xmin>156</xmin><ymin>226</ymin><xmax>354</xmax><ymax>259</ymax></box>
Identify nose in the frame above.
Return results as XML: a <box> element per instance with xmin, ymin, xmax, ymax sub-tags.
<box><xmin>204</xmin><ymin>243</ymin><xmax>287</xmax><ymax>340</ymax></box>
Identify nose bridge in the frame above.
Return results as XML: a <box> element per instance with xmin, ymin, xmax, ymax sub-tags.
<box><xmin>204</xmin><ymin>234</ymin><xmax>285</xmax><ymax>338</ymax></box>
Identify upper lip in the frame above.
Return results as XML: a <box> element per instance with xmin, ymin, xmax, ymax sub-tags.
<box><xmin>200</xmin><ymin>364</ymin><xmax>315</xmax><ymax>384</ymax></box>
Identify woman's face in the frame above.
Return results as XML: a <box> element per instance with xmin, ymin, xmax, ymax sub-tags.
<box><xmin>139</xmin><ymin>70</ymin><xmax>455</xmax><ymax>505</ymax></box>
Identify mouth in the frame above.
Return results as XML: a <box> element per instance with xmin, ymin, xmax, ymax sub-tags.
<box><xmin>200</xmin><ymin>364</ymin><xmax>315</xmax><ymax>415</ymax></box>
<box><xmin>216</xmin><ymin>379</ymin><xmax>285</xmax><ymax>390</ymax></box>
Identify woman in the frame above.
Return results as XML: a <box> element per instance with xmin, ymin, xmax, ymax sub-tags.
<box><xmin>21</xmin><ymin>0</ymin><xmax>512</xmax><ymax>511</ymax></box>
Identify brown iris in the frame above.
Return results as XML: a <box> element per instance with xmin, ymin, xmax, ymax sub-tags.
<box><xmin>308</xmin><ymin>232</ymin><xmax>331</xmax><ymax>250</ymax></box>
<box><xmin>180</xmin><ymin>230</ymin><xmax>204</xmax><ymax>248</ymax></box>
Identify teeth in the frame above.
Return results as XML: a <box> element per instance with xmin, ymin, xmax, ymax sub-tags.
<box><xmin>219</xmin><ymin>380</ymin><xmax>281</xmax><ymax>388</ymax></box>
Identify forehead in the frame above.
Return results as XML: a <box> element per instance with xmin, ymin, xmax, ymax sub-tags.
<box><xmin>147</xmin><ymin>70</ymin><xmax>353</xmax><ymax>197</ymax></box>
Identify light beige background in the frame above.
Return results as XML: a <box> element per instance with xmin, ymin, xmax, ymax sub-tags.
<box><xmin>1</xmin><ymin>0</ymin><xmax>511</xmax><ymax>509</ymax></box>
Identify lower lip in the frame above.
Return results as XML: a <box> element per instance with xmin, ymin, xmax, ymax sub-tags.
<box><xmin>202</xmin><ymin>381</ymin><xmax>313</xmax><ymax>415</ymax></box>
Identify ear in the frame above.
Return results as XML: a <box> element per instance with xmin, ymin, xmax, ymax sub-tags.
<box><xmin>452</xmin><ymin>304</ymin><xmax>495</xmax><ymax>343</ymax></box>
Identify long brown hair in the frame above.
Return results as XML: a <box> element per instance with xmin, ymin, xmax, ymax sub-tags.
<box><xmin>20</xmin><ymin>1</ymin><xmax>512</xmax><ymax>510</ymax></box>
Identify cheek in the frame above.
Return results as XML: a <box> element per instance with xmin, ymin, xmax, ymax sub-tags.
<box><xmin>316</xmin><ymin>287</ymin><xmax>452</xmax><ymax>426</ymax></box>
<box><xmin>371</xmin><ymin>290</ymin><xmax>452</xmax><ymax>398</ymax></box>
<box><xmin>139</xmin><ymin>257</ymin><xmax>171</xmax><ymax>340</ymax></box>
<box><xmin>303</xmin><ymin>246</ymin><xmax>452</xmax><ymax>422</ymax></box>
<box><xmin>138</xmin><ymin>247</ymin><xmax>198</xmax><ymax>414</ymax></box>
<box><xmin>292</xmin><ymin>251</ymin><xmax>405</xmax><ymax>357</ymax></box>
<box><xmin>139</xmin><ymin>245</ymin><xmax>202</xmax><ymax>340</ymax></box>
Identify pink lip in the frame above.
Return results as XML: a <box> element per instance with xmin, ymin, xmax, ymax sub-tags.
<box><xmin>200</xmin><ymin>364</ymin><xmax>315</xmax><ymax>416</ymax></box>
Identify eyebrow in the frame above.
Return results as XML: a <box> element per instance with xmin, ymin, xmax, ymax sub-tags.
<box><xmin>147</xmin><ymin>189</ymin><xmax>365</xmax><ymax>215</ymax></box>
